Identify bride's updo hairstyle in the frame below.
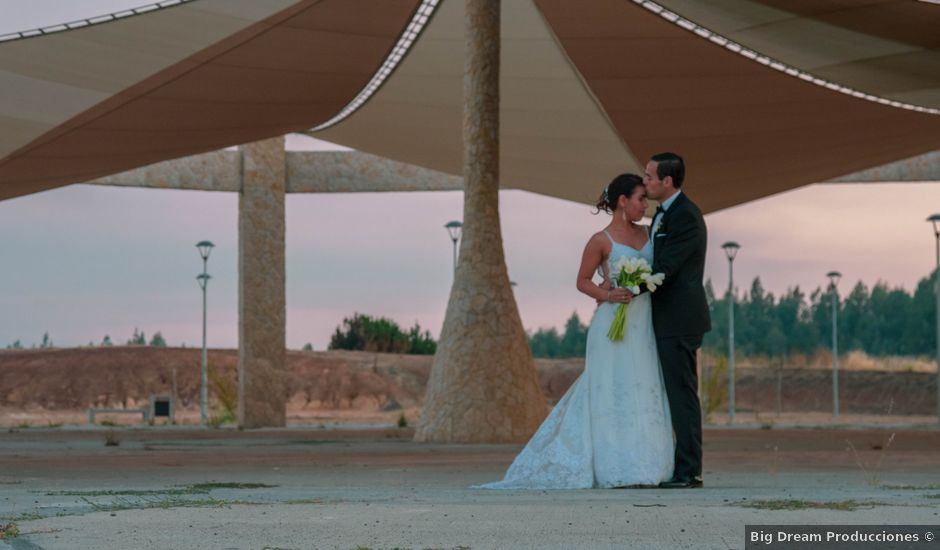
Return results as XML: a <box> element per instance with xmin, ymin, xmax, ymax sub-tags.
<box><xmin>594</xmin><ymin>173</ymin><xmax>643</xmax><ymax>214</ymax></box>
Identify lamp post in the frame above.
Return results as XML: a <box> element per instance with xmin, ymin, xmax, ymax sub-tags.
<box><xmin>195</xmin><ymin>240</ymin><xmax>214</xmax><ymax>426</ymax></box>
<box><xmin>928</xmin><ymin>214</ymin><xmax>940</xmax><ymax>424</ymax></box>
<box><xmin>444</xmin><ymin>220</ymin><xmax>462</xmax><ymax>275</ymax></box>
<box><xmin>827</xmin><ymin>271</ymin><xmax>842</xmax><ymax>418</ymax></box>
<box><xmin>722</xmin><ymin>241</ymin><xmax>740</xmax><ymax>423</ymax></box>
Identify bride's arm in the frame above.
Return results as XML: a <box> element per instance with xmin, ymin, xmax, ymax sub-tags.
<box><xmin>577</xmin><ymin>234</ymin><xmax>629</xmax><ymax>304</ymax></box>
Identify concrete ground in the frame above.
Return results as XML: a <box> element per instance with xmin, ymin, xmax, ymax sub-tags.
<box><xmin>1</xmin><ymin>426</ymin><xmax>939</xmax><ymax>550</ymax></box>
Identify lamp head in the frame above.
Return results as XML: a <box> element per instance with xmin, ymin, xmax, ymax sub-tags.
<box><xmin>826</xmin><ymin>270</ymin><xmax>842</xmax><ymax>288</ymax></box>
<box><xmin>196</xmin><ymin>272</ymin><xmax>211</xmax><ymax>289</ymax></box>
<box><xmin>196</xmin><ymin>240</ymin><xmax>215</xmax><ymax>261</ymax></box>
<box><xmin>928</xmin><ymin>214</ymin><xmax>940</xmax><ymax>235</ymax></box>
<box><xmin>444</xmin><ymin>220</ymin><xmax>462</xmax><ymax>241</ymax></box>
<box><xmin>721</xmin><ymin>241</ymin><xmax>740</xmax><ymax>261</ymax></box>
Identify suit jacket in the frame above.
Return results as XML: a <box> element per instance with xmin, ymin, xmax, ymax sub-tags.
<box><xmin>649</xmin><ymin>192</ymin><xmax>711</xmax><ymax>338</ymax></box>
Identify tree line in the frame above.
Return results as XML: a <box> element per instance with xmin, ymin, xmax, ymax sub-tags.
<box><xmin>528</xmin><ymin>273</ymin><xmax>937</xmax><ymax>359</ymax></box>
<box><xmin>8</xmin><ymin>273</ymin><xmax>934</xmax><ymax>358</ymax></box>
<box><xmin>5</xmin><ymin>328</ymin><xmax>167</xmax><ymax>349</ymax></box>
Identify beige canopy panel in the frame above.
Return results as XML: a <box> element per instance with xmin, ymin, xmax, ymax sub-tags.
<box><xmin>313</xmin><ymin>0</ymin><xmax>940</xmax><ymax>212</ymax></box>
<box><xmin>0</xmin><ymin>0</ymin><xmax>422</xmax><ymax>200</ymax></box>
<box><xmin>655</xmin><ymin>0</ymin><xmax>940</xmax><ymax>110</ymax></box>
<box><xmin>532</xmin><ymin>0</ymin><xmax>940</xmax><ymax>211</ymax></box>
<box><xmin>312</xmin><ymin>0</ymin><xmax>641</xmax><ymax>206</ymax></box>
<box><xmin>3</xmin><ymin>0</ymin><xmax>940</xmax><ymax>212</ymax></box>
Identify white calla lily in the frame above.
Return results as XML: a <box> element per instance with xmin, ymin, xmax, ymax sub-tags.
<box><xmin>607</xmin><ymin>258</ymin><xmax>666</xmax><ymax>340</ymax></box>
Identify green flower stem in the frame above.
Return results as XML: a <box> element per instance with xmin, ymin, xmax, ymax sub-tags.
<box><xmin>607</xmin><ymin>303</ymin><xmax>629</xmax><ymax>341</ymax></box>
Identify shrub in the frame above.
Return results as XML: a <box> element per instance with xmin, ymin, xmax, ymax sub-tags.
<box><xmin>328</xmin><ymin>313</ymin><xmax>436</xmax><ymax>355</ymax></box>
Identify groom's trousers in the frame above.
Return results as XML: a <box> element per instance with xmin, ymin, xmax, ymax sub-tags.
<box><xmin>657</xmin><ymin>334</ymin><xmax>703</xmax><ymax>479</ymax></box>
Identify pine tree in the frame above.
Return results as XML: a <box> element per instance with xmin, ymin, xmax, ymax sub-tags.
<box><xmin>127</xmin><ymin>328</ymin><xmax>146</xmax><ymax>346</ymax></box>
<box><xmin>149</xmin><ymin>332</ymin><xmax>167</xmax><ymax>347</ymax></box>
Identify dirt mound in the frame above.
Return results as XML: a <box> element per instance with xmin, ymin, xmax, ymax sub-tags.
<box><xmin>732</xmin><ymin>367</ymin><xmax>936</xmax><ymax>415</ymax></box>
<box><xmin>0</xmin><ymin>347</ymin><xmax>434</xmax><ymax>411</ymax></box>
<box><xmin>0</xmin><ymin>347</ymin><xmax>934</xmax><ymax>416</ymax></box>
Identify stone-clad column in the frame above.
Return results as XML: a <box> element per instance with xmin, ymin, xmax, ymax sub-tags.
<box><xmin>415</xmin><ymin>0</ymin><xmax>547</xmax><ymax>443</ymax></box>
<box><xmin>238</xmin><ymin>136</ymin><xmax>287</xmax><ymax>428</ymax></box>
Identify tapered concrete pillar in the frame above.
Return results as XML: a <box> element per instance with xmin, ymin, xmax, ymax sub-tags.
<box><xmin>237</xmin><ymin>136</ymin><xmax>287</xmax><ymax>428</ymax></box>
<box><xmin>415</xmin><ymin>0</ymin><xmax>547</xmax><ymax>443</ymax></box>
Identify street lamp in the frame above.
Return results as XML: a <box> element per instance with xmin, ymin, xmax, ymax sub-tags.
<box><xmin>928</xmin><ymin>214</ymin><xmax>940</xmax><ymax>424</ymax></box>
<box><xmin>196</xmin><ymin>240</ymin><xmax>214</xmax><ymax>426</ymax></box>
<box><xmin>444</xmin><ymin>220</ymin><xmax>462</xmax><ymax>275</ymax></box>
<box><xmin>827</xmin><ymin>271</ymin><xmax>842</xmax><ymax>418</ymax></box>
<box><xmin>721</xmin><ymin>241</ymin><xmax>740</xmax><ymax>423</ymax></box>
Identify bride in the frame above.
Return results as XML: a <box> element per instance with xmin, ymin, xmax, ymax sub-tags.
<box><xmin>476</xmin><ymin>174</ymin><xmax>674</xmax><ymax>489</ymax></box>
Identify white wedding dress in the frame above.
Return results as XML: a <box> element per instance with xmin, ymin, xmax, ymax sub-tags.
<box><xmin>476</xmin><ymin>231</ymin><xmax>674</xmax><ymax>489</ymax></box>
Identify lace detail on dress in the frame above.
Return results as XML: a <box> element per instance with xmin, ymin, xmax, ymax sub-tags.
<box><xmin>475</xmin><ymin>237</ymin><xmax>673</xmax><ymax>489</ymax></box>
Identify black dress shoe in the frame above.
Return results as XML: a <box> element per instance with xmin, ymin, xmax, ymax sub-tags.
<box><xmin>658</xmin><ymin>477</ymin><xmax>703</xmax><ymax>489</ymax></box>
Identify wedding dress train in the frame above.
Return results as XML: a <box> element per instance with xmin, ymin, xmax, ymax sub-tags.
<box><xmin>476</xmin><ymin>234</ymin><xmax>674</xmax><ymax>489</ymax></box>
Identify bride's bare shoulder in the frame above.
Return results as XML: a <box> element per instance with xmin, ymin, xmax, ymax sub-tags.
<box><xmin>587</xmin><ymin>230</ymin><xmax>610</xmax><ymax>246</ymax></box>
<box><xmin>583</xmin><ymin>231</ymin><xmax>611</xmax><ymax>257</ymax></box>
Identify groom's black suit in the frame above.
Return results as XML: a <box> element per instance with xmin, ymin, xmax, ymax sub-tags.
<box><xmin>650</xmin><ymin>191</ymin><xmax>710</xmax><ymax>481</ymax></box>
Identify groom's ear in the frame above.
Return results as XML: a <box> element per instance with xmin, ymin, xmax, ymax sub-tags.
<box><xmin>663</xmin><ymin>175</ymin><xmax>674</xmax><ymax>190</ymax></box>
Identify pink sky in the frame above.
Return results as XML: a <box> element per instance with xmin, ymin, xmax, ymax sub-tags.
<box><xmin>0</xmin><ymin>176</ymin><xmax>936</xmax><ymax>350</ymax></box>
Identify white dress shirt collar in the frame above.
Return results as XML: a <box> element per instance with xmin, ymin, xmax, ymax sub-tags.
<box><xmin>660</xmin><ymin>189</ymin><xmax>682</xmax><ymax>212</ymax></box>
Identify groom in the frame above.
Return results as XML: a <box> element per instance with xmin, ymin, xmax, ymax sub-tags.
<box><xmin>641</xmin><ymin>152</ymin><xmax>710</xmax><ymax>488</ymax></box>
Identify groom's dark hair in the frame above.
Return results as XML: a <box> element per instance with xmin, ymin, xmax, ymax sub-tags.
<box><xmin>650</xmin><ymin>152</ymin><xmax>685</xmax><ymax>188</ymax></box>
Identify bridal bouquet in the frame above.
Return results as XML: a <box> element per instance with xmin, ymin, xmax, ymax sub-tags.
<box><xmin>607</xmin><ymin>257</ymin><xmax>665</xmax><ymax>341</ymax></box>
